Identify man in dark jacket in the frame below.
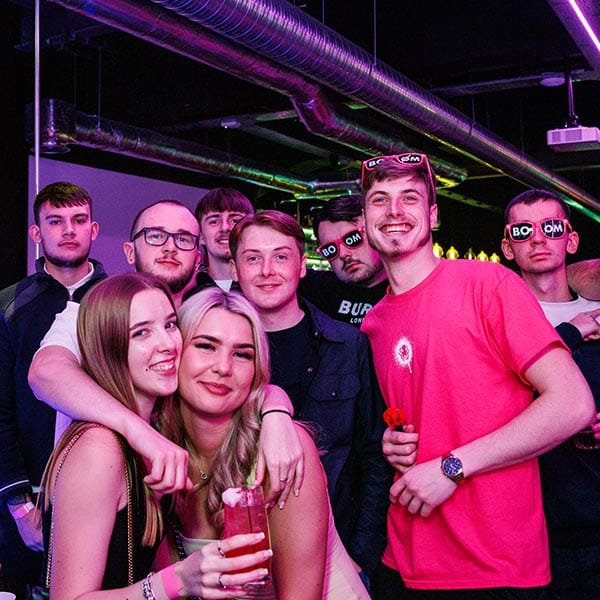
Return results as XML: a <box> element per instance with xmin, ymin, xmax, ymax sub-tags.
<box><xmin>229</xmin><ymin>209</ymin><xmax>392</xmax><ymax>592</ymax></box>
<box><xmin>0</xmin><ymin>182</ymin><xmax>106</xmax><ymax>598</ymax></box>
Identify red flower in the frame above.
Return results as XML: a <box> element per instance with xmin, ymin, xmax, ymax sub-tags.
<box><xmin>383</xmin><ymin>407</ymin><xmax>406</xmax><ymax>431</ymax></box>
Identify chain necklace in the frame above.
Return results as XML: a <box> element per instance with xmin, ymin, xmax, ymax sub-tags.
<box><xmin>185</xmin><ymin>438</ymin><xmax>211</xmax><ymax>485</ymax></box>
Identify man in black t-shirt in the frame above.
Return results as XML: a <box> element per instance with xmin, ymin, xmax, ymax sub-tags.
<box><xmin>300</xmin><ymin>195</ymin><xmax>388</xmax><ymax>326</ymax></box>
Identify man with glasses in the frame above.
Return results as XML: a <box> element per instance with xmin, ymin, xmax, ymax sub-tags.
<box><xmin>358</xmin><ymin>153</ymin><xmax>594</xmax><ymax>599</ymax></box>
<box><xmin>501</xmin><ymin>188</ymin><xmax>600</xmax><ymax>599</ymax></box>
<box><xmin>299</xmin><ymin>195</ymin><xmax>388</xmax><ymax>326</ymax></box>
<box><xmin>229</xmin><ymin>210</ymin><xmax>392</xmax><ymax>591</ymax></box>
<box><xmin>29</xmin><ymin>200</ymin><xmax>302</xmax><ymax>510</ymax></box>
<box><xmin>0</xmin><ymin>182</ymin><xmax>106</xmax><ymax>599</ymax></box>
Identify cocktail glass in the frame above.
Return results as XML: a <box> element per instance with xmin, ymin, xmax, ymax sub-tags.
<box><xmin>222</xmin><ymin>484</ymin><xmax>272</xmax><ymax>585</ymax></box>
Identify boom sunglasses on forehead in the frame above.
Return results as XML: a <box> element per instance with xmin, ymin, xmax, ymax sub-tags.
<box><xmin>361</xmin><ymin>152</ymin><xmax>435</xmax><ymax>192</ymax></box>
<box><xmin>505</xmin><ymin>218</ymin><xmax>571</xmax><ymax>243</ymax></box>
<box><xmin>316</xmin><ymin>228</ymin><xmax>364</xmax><ymax>260</ymax></box>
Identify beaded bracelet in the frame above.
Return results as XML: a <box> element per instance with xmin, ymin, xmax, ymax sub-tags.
<box><xmin>142</xmin><ymin>572</ymin><xmax>157</xmax><ymax>600</ymax></box>
<box><xmin>260</xmin><ymin>408</ymin><xmax>292</xmax><ymax>420</ymax></box>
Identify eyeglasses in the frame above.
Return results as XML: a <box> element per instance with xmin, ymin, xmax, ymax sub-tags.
<box><xmin>505</xmin><ymin>218</ymin><xmax>571</xmax><ymax>243</ymax></box>
<box><xmin>361</xmin><ymin>152</ymin><xmax>435</xmax><ymax>194</ymax></box>
<box><xmin>131</xmin><ymin>227</ymin><xmax>199</xmax><ymax>251</ymax></box>
<box><xmin>315</xmin><ymin>228</ymin><xmax>364</xmax><ymax>260</ymax></box>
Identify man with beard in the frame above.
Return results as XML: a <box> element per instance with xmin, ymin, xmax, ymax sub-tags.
<box><xmin>0</xmin><ymin>182</ymin><xmax>106</xmax><ymax>598</ymax></box>
<box><xmin>124</xmin><ymin>199</ymin><xmax>202</xmax><ymax>304</ymax></box>
<box><xmin>300</xmin><ymin>195</ymin><xmax>388</xmax><ymax>326</ymax></box>
<box><xmin>358</xmin><ymin>154</ymin><xmax>594</xmax><ymax>598</ymax></box>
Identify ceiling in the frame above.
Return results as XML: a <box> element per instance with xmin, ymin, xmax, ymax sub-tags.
<box><xmin>3</xmin><ymin>0</ymin><xmax>600</xmax><ymax>261</ymax></box>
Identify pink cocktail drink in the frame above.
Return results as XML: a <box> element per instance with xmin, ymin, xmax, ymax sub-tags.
<box><xmin>222</xmin><ymin>485</ymin><xmax>272</xmax><ymax>584</ymax></box>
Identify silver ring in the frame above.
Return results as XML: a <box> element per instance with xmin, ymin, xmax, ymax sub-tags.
<box><xmin>218</xmin><ymin>573</ymin><xmax>227</xmax><ymax>589</ymax></box>
<box><xmin>279</xmin><ymin>476</ymin><xmax>288</xmax><ymax>482</ymax></box>
<box><xmin>217</xmin><ymin>540</ymin><xmax>225</xmax><ymax>557</ymax></box>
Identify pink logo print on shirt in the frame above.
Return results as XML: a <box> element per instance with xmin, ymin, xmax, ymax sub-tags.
<box><xmin>394</xmin><ymin>336</ymin><xmax>413</xmax><ymax>373</ymax></box>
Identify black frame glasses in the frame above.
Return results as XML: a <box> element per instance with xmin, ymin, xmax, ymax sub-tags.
<box><xmin>315</xmin><ymin>228</ymin><xmax>365</xmax><ymax>260</ymax></box>
<box><xmin>131</xmin><ymin>227</ymin><xmax>199</xmax><ymax>251</ymax></box>
<box><xmin>505</xmin><ymin>218</ymin><xmax>571</xmax><ymax>243</ymax></box>
<box><xmin>361</xmin><ymin>152</ymin><xmax>436</xmax><ymax>195</ymax></box>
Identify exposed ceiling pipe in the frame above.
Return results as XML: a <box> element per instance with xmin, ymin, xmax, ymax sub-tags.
<box><xmin>148</xmin><ymin>0</ymin><xmax>600</xmax><ymax>216</ymax></box>
<box><xmin>30</xmin><ymin>98</ymin><xmax>359</xmax><ymax>198</ymax></box>
<box><xmin>45</xmin><ymin>0</ymin><xmax>467</xmax><ymax>190</ymax></box>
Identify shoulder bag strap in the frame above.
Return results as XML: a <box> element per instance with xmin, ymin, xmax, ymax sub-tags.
<box><xmin>45</xmin><ymin>424</ymin><xmax>134</xmax><ymax>586</ymax></box>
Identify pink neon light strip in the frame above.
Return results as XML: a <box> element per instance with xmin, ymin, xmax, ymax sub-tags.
<box><xmin>568</xmin><ymin>0</ymin><xmax>600</xmax><ymax>54</ymax></box>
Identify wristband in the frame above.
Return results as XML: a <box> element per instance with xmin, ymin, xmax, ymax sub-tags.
<box><xmin>10</xmin><ymin>501</ymin><xmax>35</xmax><ymax>519</ymax></box>
<box><xmin>160</xmin><ymin>564</ymin><xmax>183</xmax><ymax>599</ymax></box>
<box><xmin>260</xmin><ymin>408</ymin><xmax>292</xmax><ymax>420</ymax></box>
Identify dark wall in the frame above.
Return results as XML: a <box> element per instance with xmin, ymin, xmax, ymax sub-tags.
<box><xmin>1</xmin><ymin>4</ymin><xmax>29</xmax><ymax>288</ymax></box>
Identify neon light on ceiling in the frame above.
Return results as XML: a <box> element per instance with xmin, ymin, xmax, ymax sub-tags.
<box><xmin>568</xmin><ymin>0</ymin><xmax>600</xmax><ymax>54</ymax></box>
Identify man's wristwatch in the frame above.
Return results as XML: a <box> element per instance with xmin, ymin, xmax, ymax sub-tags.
<box><xmin>440</xmin><ymin>452</ymin><xmax>465</xmax><ymax>484</ymax></box>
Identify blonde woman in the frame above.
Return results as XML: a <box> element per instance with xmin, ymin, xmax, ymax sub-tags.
<box><xmin>154</xmin><ymin>287</ymin><xmax>369</xmax><ymax>599</ymax></box>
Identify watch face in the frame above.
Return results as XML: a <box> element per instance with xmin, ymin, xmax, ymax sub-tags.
<box><xmin>443</xmin><ymin>456</ymin><xmax>462</xmax><ymax>477</ymax></box>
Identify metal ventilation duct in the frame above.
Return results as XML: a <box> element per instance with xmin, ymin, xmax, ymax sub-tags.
<box><xmin>30</xmin><ymin>98</ymin><xmax>361</xmax><ymax>198</ymax></box>
<box><xmin>149</xmin><ymin>0</ymin><xmax>600</xmax><ymax>216</ymax></box>
<box><xmin>43</xmin><ymin>0</ymin><xmax>465</xmax><ymax>191</ymax></box>
<box><xmin>47</xmin><ymin>0</ymin><xmax>600</xmax><ymax>215</ymax></box>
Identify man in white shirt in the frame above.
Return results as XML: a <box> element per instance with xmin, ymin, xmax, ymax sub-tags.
<box><xmin>501</xmin><ymin>188</ymin><xmax>600</xmax><ymax>599</ymax></box>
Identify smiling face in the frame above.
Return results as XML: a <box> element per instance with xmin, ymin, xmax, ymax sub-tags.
<box><xmin>317</xmin><ymin>216</ymin><xmax>385</xmax><ymax>287</ymax></box>
<box><xmin>199</xmin><ymin>210</ymin><xmax>249</xmax><ymax>263</ymax></box>
<box><xmin>124</xmin><ymin>202</ymin><xmax>200</xmax><ymax>295</ymax></box>
<box><xmin>177</xmin><ymin>307</ymin><xmax>255</xmax><ymax>420</ymax></box>
<box><xmin>231</xmin><ymin>224</ymin><xmax>306</xmax><ymax>319</ymax></box>
<box><xmin>28</xmin><ymin>201</ymin><xmax>98</xmax><ymax>271</ymax></box>
<box><xmin>363</xmin><ymin>174</ymin><xmax>437</xmax><ymax>261</ymax></box>
<box><xmin>501</xmin><ymin>198</ymin><xmax>579</xmax><ymax>276</ymax></box>
<box><xmin>127</xmin><ymin>288</ymin><xmax>182</xmax><ymax>414</ymax></box>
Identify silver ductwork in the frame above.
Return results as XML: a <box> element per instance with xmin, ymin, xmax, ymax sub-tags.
<box><xmin>149</xmin><ymin>0</ymin><xmax>600</xmax><ymax>215</ymax></box>
<box><xmin>43</xmin><ymin>0</ymin><xmax>465</xmax><ymax>190</ymax></box>
<box><xmin>30</xmin><ymin>98</ymin><xmax>359</xmax><ymax>198</ymax></box>
<box><xmin>46</xmin><ymin>0</ymin><xmax>600</xmax><ymax>215</ymax></box>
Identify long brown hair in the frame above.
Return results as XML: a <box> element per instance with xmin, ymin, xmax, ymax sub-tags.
<box><xmin>42</xmin><ymin>273</ymin><xmax>175</xmax><ymax>546</ymax></box>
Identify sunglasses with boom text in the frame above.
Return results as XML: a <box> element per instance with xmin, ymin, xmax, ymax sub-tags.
<box><xmin>316</xmin><ymin>228</ymin><xmax>365</xmax><ymax>260</ymax></box>
<box><xmin>361</xmin><ymin>152</ymin><xmax>436</xmax><ymax>195</ymax></box>
<box><xmin>505</xmin><ymin>218</ymin><xmax>571</xmax><ymax>243</ymax></box>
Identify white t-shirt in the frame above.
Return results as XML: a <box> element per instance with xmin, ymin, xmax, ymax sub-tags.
<box><xmin>38</xmin><ymin>301</ymin><xmax>81</xmax><ymax>443</ymax></box>
<box><xmin>539</xmin><ymin>295</ymin><xmax>600</xmax><ymax>327</ymax></box>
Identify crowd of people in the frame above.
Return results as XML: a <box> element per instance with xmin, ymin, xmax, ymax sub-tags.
<box><xmin>0</xmin><ymin>157</ymin><xmax>599</xmax><ymax>600</ymax></box>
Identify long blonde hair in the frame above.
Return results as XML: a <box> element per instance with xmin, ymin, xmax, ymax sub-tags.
<box><xmin>157</xmin><ymin>287</ymin><xmax>270</xmax><ymax>531</ymax></box>
<box><xmin>42</xmin><ymin>273</ymin><xmax>174</xmax><ymax>546</ymax></box>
